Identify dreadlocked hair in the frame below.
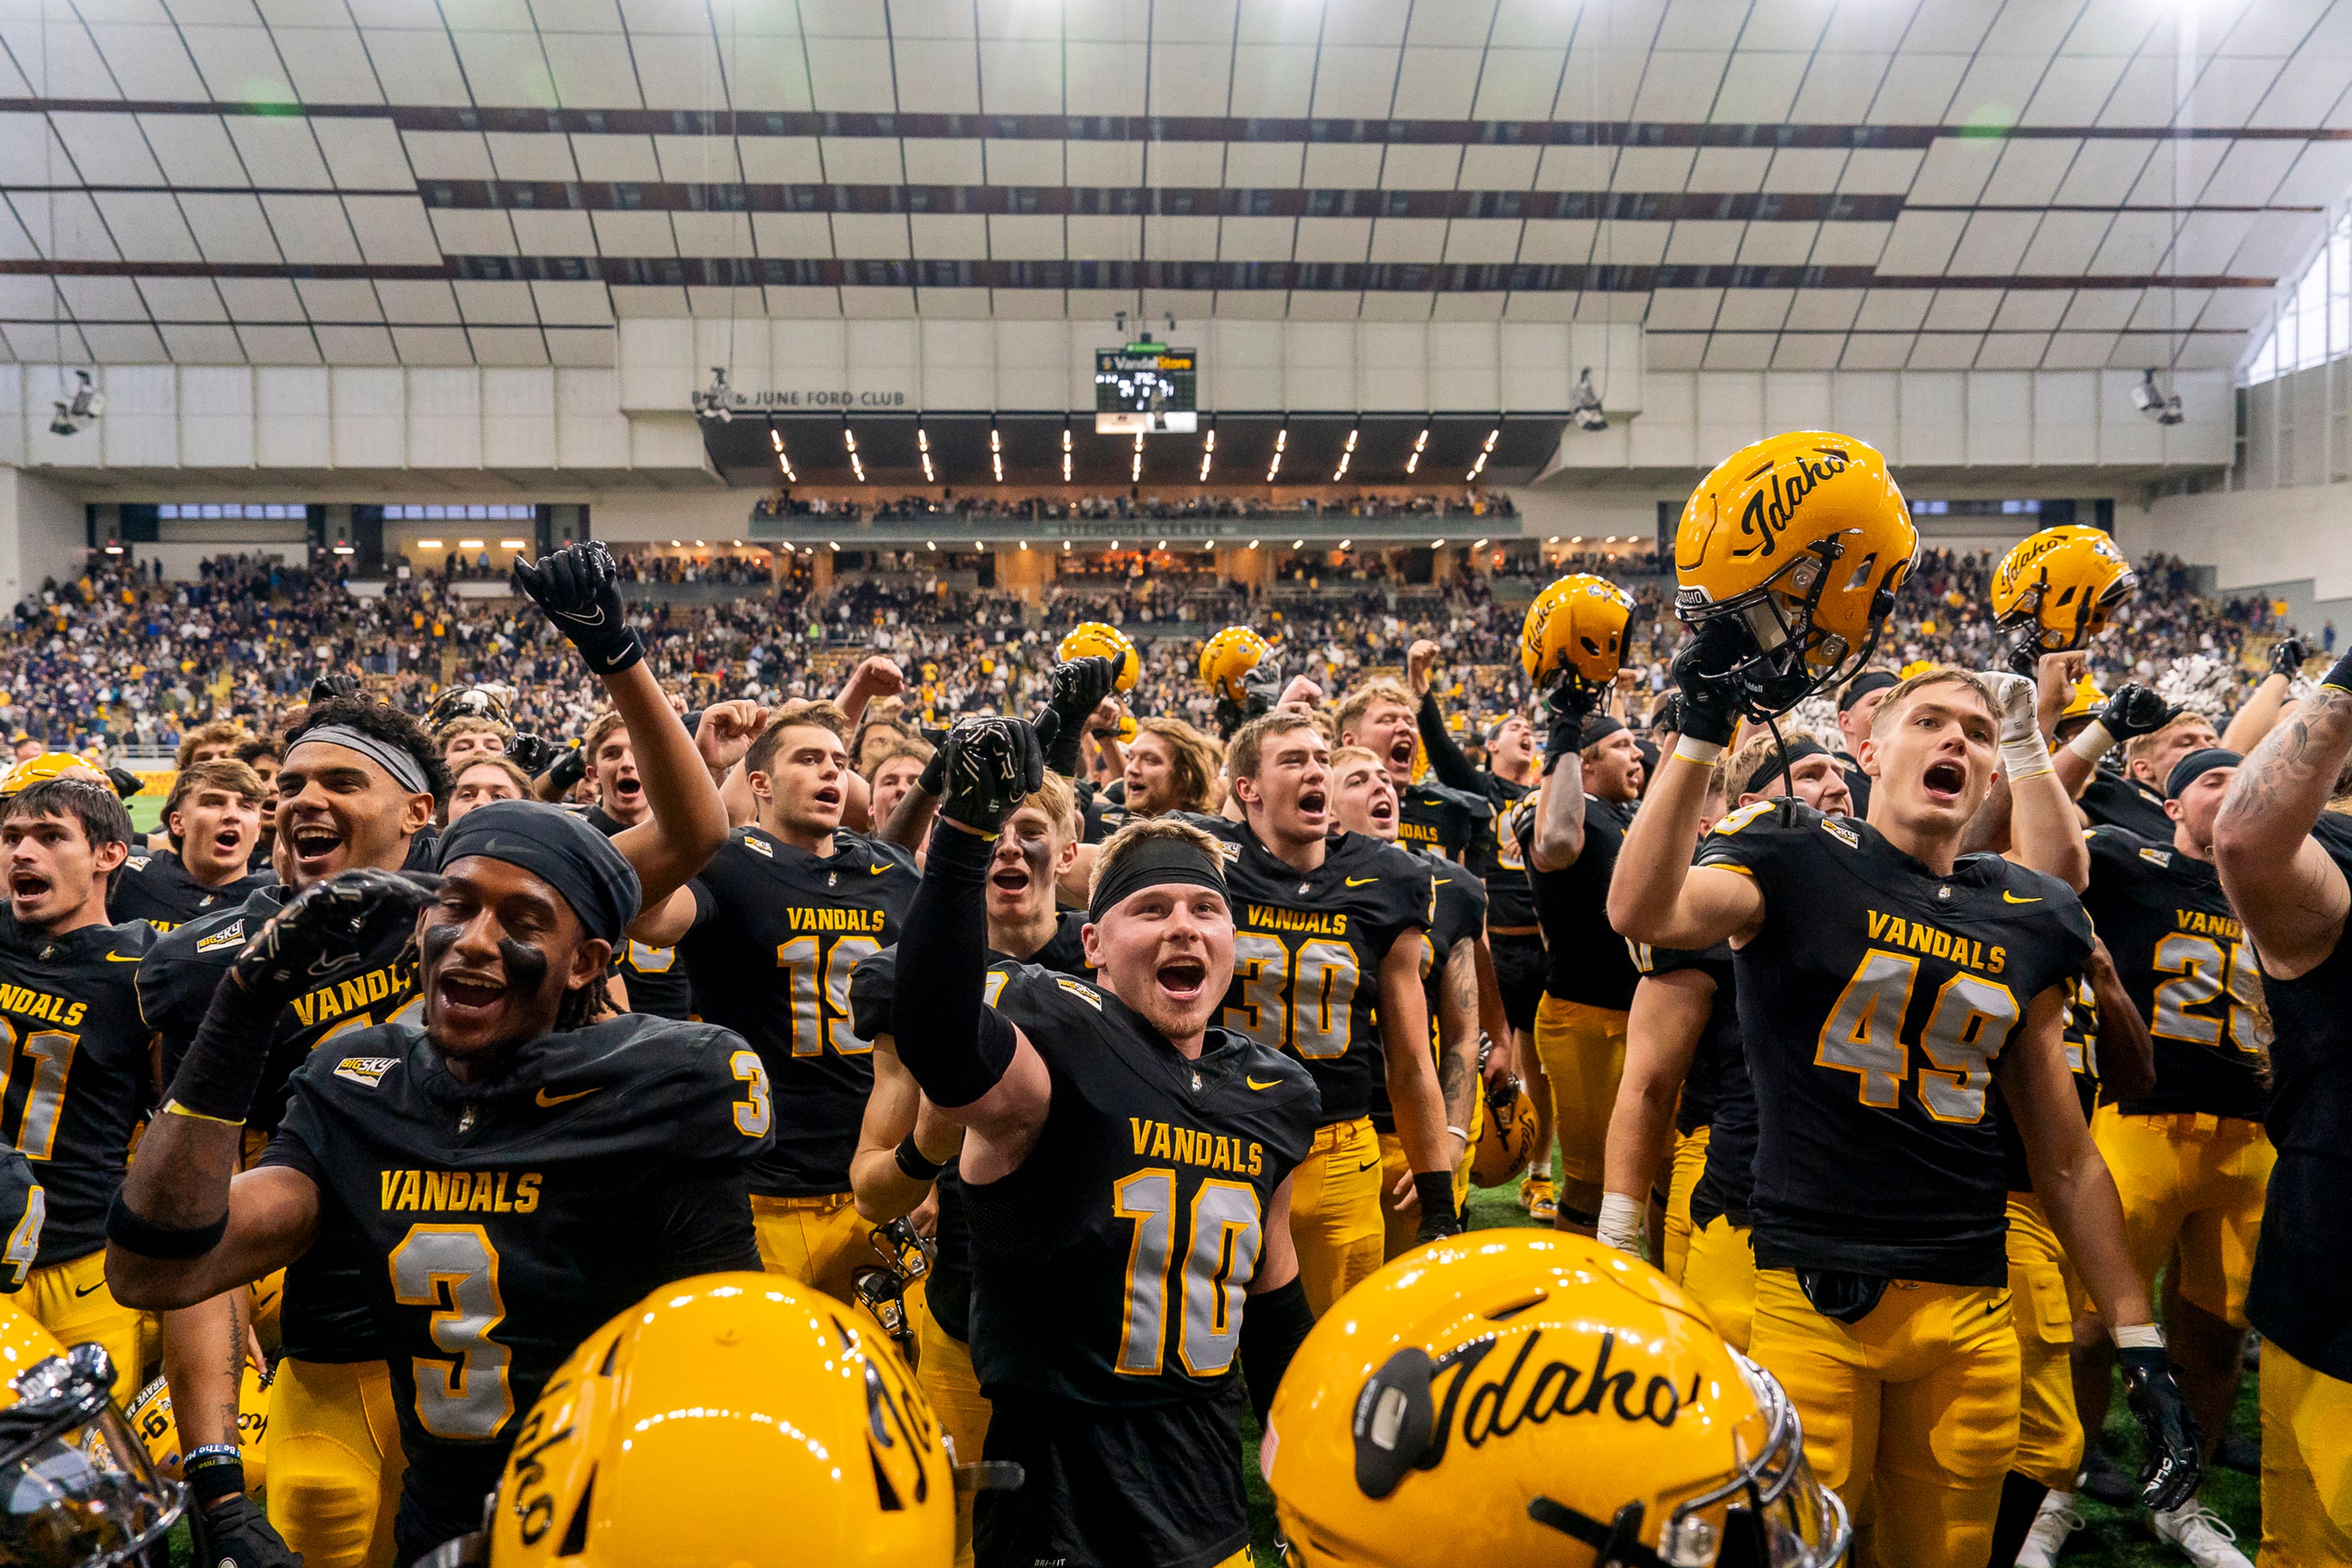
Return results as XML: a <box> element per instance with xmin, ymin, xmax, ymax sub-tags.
<box><xmin>556</xmin><ymin>964</ymin><xmax>619</xmax><ymax>1031</ymax></box>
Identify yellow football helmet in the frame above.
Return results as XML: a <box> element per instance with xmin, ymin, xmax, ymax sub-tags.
<box><xmin>477</xmin><ymin>1273</ymin><xmax>952</xmax><ymax>1567</ymax></box>
<box><xmin>1200</xmin><ymin>627</ymin><xmax>1275</xmax><ymax>703</ymax></box>
<box><xmin>1058</xmin><ymin>622</ymin><xmax>1140</xmax><ymax>693</ymax></box>
<box><xmin>2060</xmin><ymin>674</ymin><xmax>2105</xmax><ymax>723</ymax></box>
<box><xmin>0</xmin><ymin>753</ymin><xmax>105</xmax><ymax>797</ymax></box>
<box><xmin>1675</xmin><ymin>431</ymin><xmax>1917</xmax><ymax>719</ymax></box>
<box><xmin>1991</xmin><ymin>525</ymin><xmax>2136</xmax><ymax>669</ymax></box>
<box><xmin>1520</xmin><ymin>576</ymin><xmax>1637</xmax><ymax>694</ymax></box>
<box><xmin>126</xmin><ymin>1364</ymin><xmax>273</xmax><ymax>1494</ymax></box>
<box><xmin>1115</xmin><ymin>712</ymin><xmax>1139</xmax><ymax>744</ymax></box>
<box><xmin>0</xmin><ymin>1321</ymin><xmax>183</xmax><ymax>1566</ymax></box>
<box><xmin>1267</xmin><ymin>1232</ymin><xmax>1847</xmax><ymax>1568</ymax></box>
<box><xmin>1470</xmin><ymin>1079</ymin><xmax>1540</xmax><ymax>1189</ymax></box>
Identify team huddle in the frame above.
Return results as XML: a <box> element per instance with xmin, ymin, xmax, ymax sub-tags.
<box><xmin>0</xmin><ymin>429</ymin><xmax>2345</xmax><ymax>1568</ymax></box>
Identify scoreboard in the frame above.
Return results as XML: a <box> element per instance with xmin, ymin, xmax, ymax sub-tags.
<box><xmin>1095</xmin><ymin>343</ymin><xmax>1197</xmax><ymax>434</ymax></box>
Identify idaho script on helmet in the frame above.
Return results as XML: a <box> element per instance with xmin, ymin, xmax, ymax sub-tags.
<box><xmin>1733</xmin><ymin>445</ymin><xmax>1853</xmax><ymax>560</ymax></box>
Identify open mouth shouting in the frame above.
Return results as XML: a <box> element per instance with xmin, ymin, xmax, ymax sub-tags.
<box><xmin>1387</xmin><ymin>734</ymin><xmax>1417</xmax><ymax>772</ymax></box>
<box><xmin>989</xmin><ymin>859</ymin><xmax>1032</xmax><ymax>899</ymax></box>
<box><xmin>434</xmin><ymin>967</ymin><xmax>511</xmax><ymax>1028</ymax></box>
<box><xmin>286</xmin><ymin>818</ymin><xmax>347</xmax><ymax>878</ymax></box>
<box><xmin>213</xmin><ymin>825</ymin><xmax>247</xmax><ymax>857</ymax></box>
<box><xmin>1368</xmin><ymin>793</ymin><xmax>1397</xmax><ymax>832</ymax></box>
<box><xmin>9</xmin><ymin>870</ymin><xmax>51</xmax><ymax>906</ymax></box>
<box><xmin>1294</xmin><ymin>785</ymin><xmax>1328</xmax><ymax>827</ymax></box>
<box><xmin>1920</xmin><ymin>758</ymin><xmax>1968</xmax><ymax>807</ymax></box>
<box><xmin>609</xmin><ymin>772</ymin><xmax>643</xmax><ymax>805</ymax></box>
<box><xmin>1155</xmin><ymin>952</ymin><xmax>1210</xmax><ymax>1007</ymax></box>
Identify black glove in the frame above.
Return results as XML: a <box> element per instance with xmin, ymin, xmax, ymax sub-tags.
<box><xmin>104</xmin><ymin>765</ymin><xmax>143</xmax><ymax>799</ymax></box>
<box><xmin>1651</xmin><ymin>691</ymin><xmax>1684</xmax><ymax>737</ymax></box>
<box><xmin>511</xmin><ymin>541</ymin><xmax>643</xmax><ymax>676</ymax></box>
<box><xmin>2274</xmin><ymin>635</ymin><xmax>2310</xmax><ymax>678</ymax></box>
<box><xmin>540</xmin><ymin>741</ymin><xmax>586</xmax><ymax>794</ymax></box>
<box><xmin>1412</xmin><ymin>1172</ymin><xmax>1463</xmax><ymax>1244</ymax></box>
<box><xmin>2119</xmin><ymin>1345</ymin><xmax>2205</xmax><ymax>1514</ymax></box>
<box><xmin>191</xmin><ymin>1494</ymin><xmax>304</xmax><ymax>1568</ymax></box>
<box><xmin>232</xmin><ymin>869</ymin><xmax>441</xmax><ymax>1012</ymax></box>
<box><xmin>1542</xmin><ymin>682</ymin><xmax>1599</xmax><ymax>770</ymax></box>
<box><xmin>1040</xmin><ymin>657</ymin><xmax>1117</xmax><ymax>778</ymax></box>
<box><xmin>2094</xmin><ymin>684</ymin><xmax>2180</xmax><ymax>743</ymax></box>
<box><xmin>1667</xmin><ymin>622</ymin><xmax>1746</xmax><ymax>745</ymax></box>
<box><xmin>938</xmin><ymin>716</ymin><xmax>1044</xmax><ymax>835</ymax></box>
<box><xmin>307</xmin><ymin>673</ymin><xmax>362</xmax><ymax>704</ymax></box>
<box><xmin>505</xmin><ymin>731</ymin><xmax>557</xmax><ymax>777</ymax></box>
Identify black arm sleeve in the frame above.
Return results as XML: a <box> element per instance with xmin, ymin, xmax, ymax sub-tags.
<box><xmin>164</xmin><ymin>973</ymin><xmax>287</xmax><ymax>1124</ymax></box>
<box><xmin>889</xmin><ymin>824</ymin><xmax>1020</xmax><ymax>1109</ymax></box>
<box><xmin>1240</xmin><ymin>1276</ymin><xmax>1314</xmax><ymax>1427</ymax></box>
<box><xmin>1416</xmin><ymin>693</ymin><xmax>1490</xmax><ymax>796</ymax></box>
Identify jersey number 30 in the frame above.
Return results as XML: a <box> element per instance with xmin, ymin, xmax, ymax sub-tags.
<box><xmin>1114</xmin><ymin>1170</ymin><xmax>1265</xmax><ymax>1379</ymax></box>
<box><xmin>1816</xmin><ymin>950</ymin><xmax>2021</xmax><ymax>1123</ymax></box>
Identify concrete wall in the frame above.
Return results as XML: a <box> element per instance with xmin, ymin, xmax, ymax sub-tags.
<box><xmin>0</xmin><ymin>470</ymin><xmax>89</xmax><ymax>605</ymax></box>
<box><xmin>2114</xmin><ymin>481</ymin><xmax>2352</xmax><ymax>631</ymax></box>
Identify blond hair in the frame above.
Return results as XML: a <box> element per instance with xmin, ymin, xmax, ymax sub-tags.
<box><xmin>2123</xmin><ymin>711</ymin><xmax>2219</xmax><ymax>774</ymax></box>
<box><xmin>1226</xmin><ymin>709</ymin><xmax>1322</xmax><ymax>785</ymax></box>
<box><xmin>1867</xmin><ymin>666</ymin><xmax>1997</xmax><ymax>739</ymax></box>
<box><xmin>1020</xmin><ymin>771</ymin><xmax>1080</xmax><ymax>845</ymax></box>
<box><xmin>1130</xmin><ymin>717</ymin><xmax>1222</xmax><ymax>813</ymax></box>
<box><xmin>1334</xmin><ymin>680</ymin><xmax>1414</xmax><ymax>745</ymax></box>
<box><xmin>1328</xmin><ymin>744</ymin><xmax>1380</xmax><ymax>774</ymax></box>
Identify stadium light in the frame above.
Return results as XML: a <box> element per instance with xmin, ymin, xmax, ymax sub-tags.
<box><xmin>1199</xmin><ymin>423</ymin><xmax>1215</xmax><ymax>483</ymax></box>
<box><xmin>1266</xmin><ymin>425</ymin><xmax>1286</xmax><ymax>484</ymax></box>
<box><xmin>1132</xmin><ymin>430</ymin><xmax>1143</xmax><ymax>483</ymax></box>
<box><xmin>1292</xmin><ymin>538</ymin><xmax>1304</xmax><ymax>549</ymax></box>
<box><xmin>918</xmin><ymin>424</ymin><xmax>935</xmax><ymax>484</ymax></box>
<box><xmin>1248</xmin><ymin>539</ymin><xmax>1260</xmax><ymax>550</ymax></box>
<box><xmin>926</xmin><ymin>540</ymin><xmax>937</xmax><ymax>551</ymax></box>
<box><xmin>1063</xmin><ymin>421</ymin><xmax>1074</xmax><ymax>483</ymax></box>
<box><xmin>843</xmin><ymin>421</ymin><xmax>865</xmax><ymax>483</ymax></box>
<box><xmin>827</xmin><ymin>541</ymin><xmax>840</xmax><ymax>552</ymax></box>
<box><xmin>1432</xmin><ymin>537</ymin><xmax>1446</xmax><ymax>548</ymax></box>
<box><xmin>1467</xmin><ymin>426</ymin><xmax>1498</xmax><ymax>481</ymax></box>
<box><xmin>420</xmin><ymin>538</ymin><xmax>443</xmax><ymax>548</ymax></box>
<box><xmin>991</xmin><ymin>424</ymin><xmax>1004</xmax><ymax>483</ymax></box>
<box><xmin>1339</xmin><ymin>538</ymin><xmax>1351</xmax><ymax>550</ymax></box>
<box><xmin>769</xmin><ymin>420</ymin><xmax>796</xmax><ymax>482</ymax></box>
<box><xmin>499</xmin><ymin>538</ymin><xmax>527</xmax><ymax>549</ymax></box>
<box><xmin>459</xmin><ymin>538</ymin><xmax>484</xmax><ymax>549</ymax></box>
<box><xmin>1473</xmin><ymin>538</ymin><xmax>1488</xmax><ymax>548</ymax></box>
<box><xmin>1333</xmin><ymin>425</ymin><xmax>1358</xmax><ymax>482</ymax></box>
<box><xmin>1407</xmin><ymin>424</ymin><xmax>1428</xmax><ymax>475</ymax></box>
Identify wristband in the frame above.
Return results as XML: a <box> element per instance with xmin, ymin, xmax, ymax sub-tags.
<box><xmin>2114</xmin><ymin>1322</ymin><xmax>2166</xmax><ymax>1352</ymax></box>
<box><xmin>893</xmin><ymin>1134</ymin><xmax>948</xmax><ymax>1183</ymax></box>
<box><xmin>1445</xmin><ymin>1125</ymin><xmax>1471</xmax><ymax>1145</ymax></box>
<box><xmin>184</xmin><ymin>1447</ymin><xmax>245</xmax><ymax>1507</ymax></box>
<box><xmin>2000</xmin><ymin>728</ymin><xmax>2055</xmax><ymax>784</ymax></box>
<box><xmin>1411</xmin><ymin>1171</ymin><xmax>1458</xmax><ymax>1223</ymax></box>
<box><xmin>1596</xmin><ymin>1191</ymin><xmax>1645</xmax><ymax>1252</ymax></box>
<box><xmin>1672</xmin><ymin>736</ymin><xmax>1725</xmax><ymax>766</ymax></box>
<box><xmin>105</xmin><ymin>1192</ymin><xmax>227</xmax><ymax>1259</ymax></box>
<box><xmin>2065</xmin><ymin>720</ymin><xmax>2118</xmax><ymax>764</ymax></box>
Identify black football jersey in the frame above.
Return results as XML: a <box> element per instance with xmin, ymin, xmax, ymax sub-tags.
<box><xmin>0</xmin><ymin>919</ymin><xmax>157</xmax><ymax>1265</ymax></box>
<box><xmin>2080</xmin><ymin>829</ymin><xmax>2269</xmax><ymax>1121</ymax></box>
<box><xmin>1696</xmin><ymin>801</ymin><xmax>2092</xmax><ymax>1286</ymax></box>
<box><xmin>257</xmin><ymin>1014</ymin><xmax>766</xmax><ymax>1539</ymax></box>
<box><xmin>108</xmin><ymin>853</ymin><xmax>272</xmax><ymax>931</ymax></box>
<box><xmin>0</xmin><ymin>1148</ymin><xmax>41</xmax><ymax>1291</ymax></box>
<box><xmin>1079</xmin><ymin>783</ymin><xmax>1129</xmax><ymax>845</ymax></box>
<box><xmin>962</xmin><ymin>963</ymin><xmax>1318</xmax><ymax>1406</ymax></box>
<box><xmin>2079</xmin><ymin>767</ymin><xmax>2173</xmax><ymax>839</ymax></box>
<box><xmin>1633</xmin><ymin>940</ymin><xmax>1757</xmax><ymax>1229</ymax></box>
<box><xmin>2247</xmin><ymin>833</ymin><xmax>2352</xmax><ymax>1381</ymax></box>
<box><xmin>1397</xmin><ymin>783</ymin><xmax>1481</xmax><ymax>861</ymax></box>
<box><xmin>568</xmin><ymin>805</ymin><xmax>694</xmax><ymax>1021</ymax></box>
<box><xmin>1519</xmin><ymin>791</ymin><xmax>1642</xmax><ymax>1010</ymax></box>
<box><xmin>846</xmin><ymin>911</ymin><xmax>1090</xmax><ymax>1346</ymax></box>
<box><xmin>1477</xmin><ymin>786</ymin><xmax>1540</xmax><ymax>929</ymax></box>
<box><xmin>1837</xmin><ymin>753</ymin><xmax>1872</xmax><ymax>820</ymax></box>
<box><xmin>677</xmin><ymin>826</ymin><xmax>919</xmax><ymax>1197</ymax></box>
<box><xmin>1369</xmin><ymin>853</ymin><xmax>1487</xmax><ymax>1136</ymax></box>
<box><xmin>140</xmin><ymin>883</ymin><xmax>423</xmax><ymax>1363</ymax></box>
<box><xmin>1186</xmin><ymin>819</ymin><xmax>1432</xmax><ymax>1128</ymax></box>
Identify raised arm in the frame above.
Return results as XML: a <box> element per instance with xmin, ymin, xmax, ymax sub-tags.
<box><xmin>848</xmin><ymin>1036</ymin><xmax>963</xmax><ymax>1224</ymax></box>
<box><xmin>2056</xmin><ymin>684</ymin><xmax>2179</xmax><ymax>804</ymax></box>
<box><xmin>2219</xmin><ymin>635</ymin><xmax>2305</xmax><ymax>754</ymax></box>
<box><xmin>2214</xmin><ymin>655</ymin><xmax>2352</xmax><ymax>979</ymax></box>
<box><xmin>1985</xmin><ymin>665</ymin><xmax>2089</xmax><ymax>892</ymax></box>
<box><xmin>1408</xmin><ymin>641</ymin><xmax>1490</xmax><ymax>795</ymax></box>
<box><xmin>1597</xmin><ymin>967</ymin><xmax>1714</xmax><ymax>1253</ymax></box>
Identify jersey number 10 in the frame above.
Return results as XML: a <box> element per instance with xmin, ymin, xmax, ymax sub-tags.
<box><xmin>1113</xmin><ymin>1170</ymin><xmax>1265</xmax><ymax>1379</ymax></box>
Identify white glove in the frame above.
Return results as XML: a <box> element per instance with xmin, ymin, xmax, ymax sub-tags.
<box><xmin>1595</xmin><ymin>1192</ymin><xmax>1646</xmax><ymax>1254</ymax></box>
<box><xmin>1978</xmin><ymin>669</ymin><xmax>2054</xmax><ymax>783</ymax></box>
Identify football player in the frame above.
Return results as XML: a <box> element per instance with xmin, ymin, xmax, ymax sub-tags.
<box><xmin>107</xmin><ymin>807</ymin><xmax>767</xmax><ymax>1565</ymax></box>
<box><xmin>234</xmin><ymin>734</ymin><xmax>283</xmax><ymax>875</ymax></box>
<box><xmin>444</xmin><ymin>756</ymin><xmax>531</xmax><ymax>821</ymax></box>
<box><xmin>0</xmin><ymin>778</ymin><xmax>157</xmax><ymax>1403</ymax></box>
<box><xmin>2210</xmin><ymin>644</ymin><xmax>2352</xmax><ymax>1566</ymax></box>
<box><xmin>1831</xmin><ymin>669</ymin><xmax>1897</xmax><ymax>816</ymax></box>
<box><xmin>2038</xmin><ymin>745</ymin><xmax>2277</xmax><ymax>1566</ymax></box>
<box><xmin>1334</xmin><ymin>680</ymin><xmax>1480</xmax><ymax>861</ymax></box>
<box><xmin>565</xmin><ymin>707</ymin><xmax>699</xmax><ymax>1022</ymax></box>
<box><xmin>109</xmin><ymin>758</ymin><xmax>271</xmax><ymax>929</ymax></box>
<box><xmin>1324</xmin><ymin>745</ymin><xmax>1482</xmax><ymax>1259</ymax></box>
<box><xmin>630</xmin><ymin>699</ymin><xmax>917</xmax><ymax>1318</ymax></box>
<box><xmin>1190</xmin><ymin>710</ymin><xmax>1455</xmax><ymax>1313</ymax></box>
<box><xmin>849</xmin><ymin>769</ymin><xmax>1089</xmax><ymax>1564</ymax></box>
<box><xmin>1118</xmin><ymin>716</ymin><xmax>1223</xmax><ymax>821</ymax></box>
<box><xmin>435</xmin><ymin>716</ymin><xmax>509</xmax><ymax>770</ymax></box>
<box><xmin>138</xmin><ymin>540</ymin><xmax>726</xmax><ymax>1568</ymax></box>
<box><xmin>1616</xmin><ymin>432</ymin><xmax>2199</xmax><ymax>1568</ymax></box>
<box><xmin>888</xmin><ymin>717</ymin><xmax>1319</xmax><ymax>1568</ymax></box>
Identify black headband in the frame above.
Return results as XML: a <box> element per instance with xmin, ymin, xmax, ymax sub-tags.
<box><xmin>1580</xmin><ymin>715</ymin><xmax>1626</xmax><ymax>748</ymax></box>
<box><xmin>438</xmin><ymin>800</ymin><xmax>641</xmax><ymax>946</ymax></box>
<box><xmin>1740</xmin><ymin>737</ymin><xmax>1830</xmax><ymax>799</ymax></box>
<box><xmin>1838</xmin><ymin>671</ymin><xmax>1899</xmax><ymax>713</ymax></box>
<box><xmin>2165</xmin><ymin>747</ymin><xmax>2242</xmax><ymax>801</ymax></box>
<box><xmin>1088</xmin><ymin>834</ymin><xmax>1229</xmax><ymax>922</ymax></box>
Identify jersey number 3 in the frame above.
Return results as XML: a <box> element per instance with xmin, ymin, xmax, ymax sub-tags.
<box><xmin>1816</xmin><ymin>950</ymin><xmax>2021</xmax><ymax>1123</ymax></box>
<box><xmin>1114</xmin><ymin>1170</ymin><xmax>1265</xmax><ymax>1379</ymax></box>
<box><xmin>391</xmin><ymin>1225</ymin><xmax>514</xmax><ymax>1441</ymax></box>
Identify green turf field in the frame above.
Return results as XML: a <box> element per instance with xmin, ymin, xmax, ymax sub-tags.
<box><xmin>1239</xmin><ymin>1183</ymin><xmax>2263</xmax><ymax>1566</ymax></box>
<box><xmin>126</xmin><ymin>794</ymin><xmax>164</xmax><ymax>835</ymax></box>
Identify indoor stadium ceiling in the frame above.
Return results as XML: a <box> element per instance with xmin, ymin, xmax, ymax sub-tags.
<box><xmin>1</xmin><ymin>0</ymin><xmax>2348</xmax><ymax>376</ymax></box>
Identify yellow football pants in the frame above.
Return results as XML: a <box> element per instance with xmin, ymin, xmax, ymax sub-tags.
<box><xmin>1683</xmin><ymin>1215</ymin><xmax>1757</xmax><ymax>1352</ymax></box>
<box><xmin>2004</xmin><ymin>1193</ymin><xmax>2085</xmax><ymax>1492</ymax></box>
<box><xmin>2261</xmin><ymin>1337</ymin><xmax>2352</xmax><ymax>1566</ymax></box>
<box><xmin>915</xmin><ymin>1305</ymin><xmax>991</xmax><ymax>1568</ymax></box>
<box><xmin>750</xmin><ymin>1190</ymin><xmax>903</xmax><ymax>1341</ymax></box>
<box><xmin>1663</xmin><ymin>1125</ymin><xmax>1710</xmax><ymax>1284</ymax></box>
<box><xmin>24</xmin><ymin>1250</ymin><xmax>141</xmax><ymax>1406</ymax></box>
<box><xmin>266</xmin><ymin>1357</ymin><xmax>405</xmax><ymax>1568</ymax></box>
<box><xmin>2092</xmin><ymin>1105</ymin><xmax>2272</xmax><ymax>1328</ymax></box>
<box><xmin>1289</xmin><ymin>1117</ymin><xmax>1384</xmax><ymax>1317</ymax></box>
<box><xmin>1375</xmin><ymin>1125</ymin><xmax>1475</xmax><ymax>1263</ymax></box>
<box><xmin>1749</xmin><ymin>1268</ymin><xmax>2019</xmax><ymax>1568</ymax></box>
<box><xmin>1531</xmin><ymin>997</ymin><xmax>1628</xmax><ymax>1218</ymax></box>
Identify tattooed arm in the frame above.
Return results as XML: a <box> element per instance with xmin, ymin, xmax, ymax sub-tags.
<box><xmin>2213</xmin><ymin>680</ymin><xmax>2352</xmax><ymax>980</ymax></box>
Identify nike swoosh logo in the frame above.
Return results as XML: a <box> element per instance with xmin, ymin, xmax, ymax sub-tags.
<box><xmin>74</xmin><ymin>1281</ymin><xmax>105</xmax><ymax>1298</ymax></box>
<box><xmin>557</xmin><ymin>605</ymin><xmax>606</xmax><ymax>627</ymax></box>
<box><xmin>1433</xmin><ymin>878</ymin><xmax>1452</xmax><ymax>886</ymax></box>
<box><xmin>535</xmin><ymin>1086</ymin><xmax>600</xmax><ymax>1108</ymax></box>
<box><xmin>1344</xmin><ymin>876</ymin><xmax>1378</xmax><ymax>887</ymax></box>
<box><xmin>870</xmin><ymin>864</ymin><xmax>894</xmax><ymax>875</ymax></box>
<box><xmin>1246</xmin><ymin>1077</ymin><xmax>1283</xmax><ymax>1090</ymax></box>
<box><xmin>2002</xmin><ymin>891</ymin><xmax>2041</xmax><ymax>904</ymax></box>
<box><xmin>105</xmin><ymin>951</ymin><xmax>140</xmax><ymax>962</ymax></box>
<box><xmin>1355</xmin><ymin>1159</ymin><xmax>1381</xmax><ymax>1173</ymax></box>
